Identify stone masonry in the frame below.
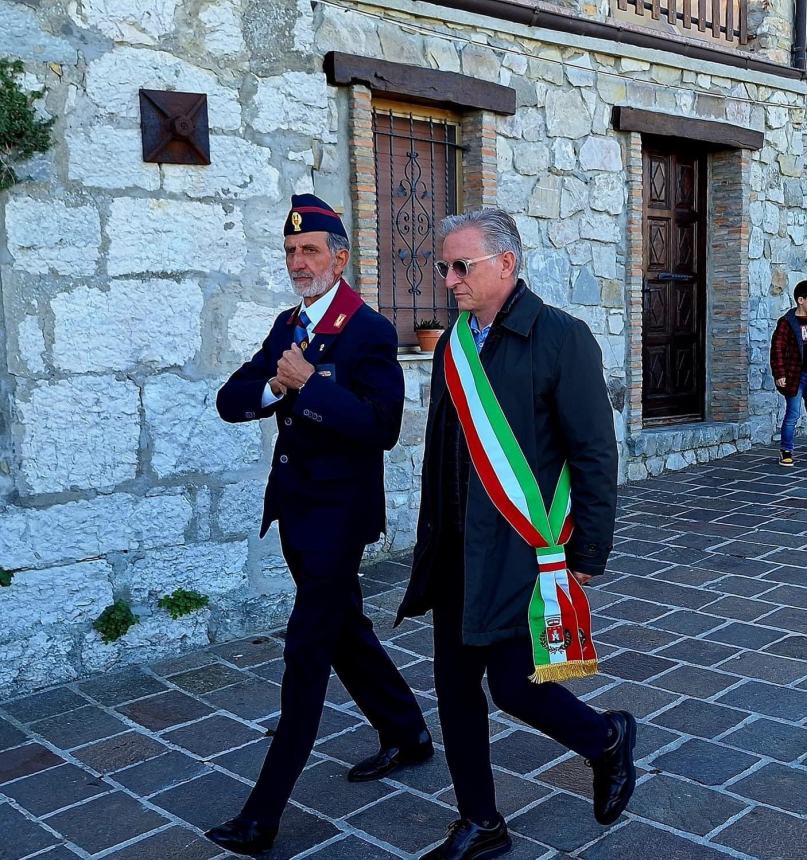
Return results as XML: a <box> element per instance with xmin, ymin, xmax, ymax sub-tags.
<box><xmin>1</xmin><ymin>0</ymin><xmax>806</xmax><ymax>695</ymax></box>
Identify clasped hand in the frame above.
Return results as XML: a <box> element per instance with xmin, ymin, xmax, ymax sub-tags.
<box><xmin>276</xmin><ymin>343</ymin><xmax>315</xmax><ymax>391</ymax></box>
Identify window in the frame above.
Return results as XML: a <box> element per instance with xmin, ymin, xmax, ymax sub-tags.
<box><xmin>372</xmin><ymin>101</ymin><xmax>462</xmax><ymax>347</ymax></box>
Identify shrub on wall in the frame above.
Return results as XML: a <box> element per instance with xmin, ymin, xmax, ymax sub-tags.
<box><xmin>93</xmin><ymin>600</ymin><xmax>138</xmax><ymax>643</ymax></box>
<box><xmin>0</xmin><ymin>58</ymin><xmax>54</xmax><ymax>191</ymax></box>
<box><xmin>158</xmin><ymin>588</ymin><xmax>210</xmax><ymax>619</ymax></box>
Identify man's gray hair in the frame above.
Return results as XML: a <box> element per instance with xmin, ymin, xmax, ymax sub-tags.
<box><xmin>439</xmin><ymin>209</ymin><xmax>523</xmax><ymax>277</ymax></box>
<box><xmin>327</xmin><ymin>232</ymin><xmax>350</xmax><ymax>255</ymax></box>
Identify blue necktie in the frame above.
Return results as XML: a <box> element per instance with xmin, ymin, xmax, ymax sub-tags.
<box><xmin>294</xmin><ymin>310</ymin><xmax>310</xmax><ymax>351</ymax></box>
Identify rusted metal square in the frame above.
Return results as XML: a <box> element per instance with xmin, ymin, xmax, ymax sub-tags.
<box><xmin>138</xmin><ymin>89</ymin><xmax>210</xmax><ymax>165</ymax></box>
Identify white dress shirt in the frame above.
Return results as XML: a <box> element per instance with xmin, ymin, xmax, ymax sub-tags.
<box><xmin>260</xmin><ymin>280</ymin><xmax>340</xmax><ymax>407</ymax></box>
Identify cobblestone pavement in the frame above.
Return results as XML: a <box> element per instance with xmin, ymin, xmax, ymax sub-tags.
<box><xmin>2</xmin><ymin>446</ymin><xmax>806</xmax><ymax>860</ymax></box>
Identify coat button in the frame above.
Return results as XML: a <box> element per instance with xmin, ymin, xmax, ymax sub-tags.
<box><xmin>279</xmin><ymin>454</ymin><xmax>288</xmax><ymax>464</ymax></box>
<box><xmin>244</xmin><ymin>410</ymin><xmax>255</xmax><ymax>420</ymax></box>
<box><xmin>284</xmin><ymin>417</ymin><xmax>292</xmax><ymax>426</ymax></box>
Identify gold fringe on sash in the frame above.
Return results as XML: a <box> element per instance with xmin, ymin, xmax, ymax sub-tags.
<box><xmin>529</xmin><ymin>659</ymin><xmax>598</xmax><ymax>685</ymax></box>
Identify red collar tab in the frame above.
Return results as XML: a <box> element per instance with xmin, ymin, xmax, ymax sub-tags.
<box><xmin>315</xmin><ymin>280</ymin><xmax>364</xmax><ymax>334</ymax></box>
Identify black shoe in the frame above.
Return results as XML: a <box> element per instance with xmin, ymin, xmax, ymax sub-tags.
<box><xmin>421</xmin><ymin>816</ymin><xmax>512</xmax><ymax>859</ymax></box>
<box><xmin>780</xmin><ymin>449</ymin><xmax>794</xmax><ymax>467</ymax></box>
<box><xmin>590</xmin><ymin>710</ymin><xmax>637</xmax><ymax>825</ymax></box>
<box><xmin>347</xmin><ymin>728</ymin><xmax>434</xmax><ymax>782</ymax></box>
<box><xmin>204</xmin><ymin>817</ymin><xmax>278</xmax><ymax>857</ymax></box>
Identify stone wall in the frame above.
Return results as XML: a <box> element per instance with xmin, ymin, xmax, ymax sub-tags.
<box><xmin>1</xmin><ymin>0</ymin><xmax>805</xmax><ymax>695</ymax></box>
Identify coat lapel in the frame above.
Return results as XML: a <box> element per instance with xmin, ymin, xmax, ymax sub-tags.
<box><xmin>310</xmin><ymin>279</ymin><xmax>364</xmax><ymax>362</ymax></box>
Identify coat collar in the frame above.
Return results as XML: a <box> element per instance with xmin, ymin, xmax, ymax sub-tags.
<box><xmin>497</xmin><ymin>279</ymin><xmax>543</xmax><ymax>337</ymax></box>
<box><xmin>287</xmin><ymin>279</ymin><xmax>364</xmax><ymax>334</ymax></box>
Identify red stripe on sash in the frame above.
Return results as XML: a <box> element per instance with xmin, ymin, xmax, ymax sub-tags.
<box><xmin>444</xmin><ymin>345</ymin><xmax>546</xmax><ymax>548</ymax></box>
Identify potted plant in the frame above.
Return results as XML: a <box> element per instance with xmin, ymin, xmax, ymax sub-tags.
<box><xmin>414</xmin><ymin>317</ymin><xmax>445</xmax><ymax>353</ymax></box>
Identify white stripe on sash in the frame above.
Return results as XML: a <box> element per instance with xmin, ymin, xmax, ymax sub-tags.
<box><xmin>538</xmin><ymin>573</ymin><xmax>567</xmax><ymax>665</ymax></box>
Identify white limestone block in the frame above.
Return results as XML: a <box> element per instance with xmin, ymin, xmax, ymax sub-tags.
<box><xmin>0</xmin><ymin>560</ymin><xmax>113</xmax><ymax>645</ymax></box>
<box><xmin>128</xmin><ymin>540</ymin><xmax>249</xmax><ymax>603</ymax></box>
<box><xmin>66</xmin><ymin>128</ymin><xmax>160</xmax><ymax>190</ymax></box>
<box><xmin>0</xmin><ymin>493</ymin><xmax>192</xmax><ymax>571</ymax></box>
<box><xmin>5</xmin><ymin>198</ymin><xmax>100</xmax><ymax>276</ymax></box>
<box><xmin>68</xmin><ymin>0</ymin><xmax>176</xmax><ymax>45</ymax></box>
<box><xmin>17</xmin><ymin>316</ymin><xmax>46</xmax><ymax>374</ymax></box>
<box><xmin>143</xmin><ymin>374</ymin><xmax>262</xmax><ymax>477</ymax></box>
<box><xmin>0</xmin><ymin>632</ymin><xmax>76</xmax><ymax>698</ymax></box>
<box><xmin>545</xmin><ymin>89</ymin><xmax>591</xmax><ymax>139</ymax></box>
<box><xmin>200</xmin><ymin>0</ymin><xmax>245</xmax><ymax>55</ymax></box>
<box><xmin>228</xmin><ymin>302</ymin><xmax>280</xmax><ymax>360</ymax></box>
<box><xmin>162</xmin><ymin>137</ymin><xmax>280</xmax><ymax>200</ymax></box>
<box><xmin>85</xmin><ymin>46</ymin><xmax>241</xmax><ymax>130</ymax></box>
<box><xmin>217</xmin><ymin>480</ymin><xmax>265</xmax><ymax>535</ymax></box>
<box><xmin>106</xmin><ymin>199</ymin><xmax>246</xmax><ymax>276</ymax></box>
<box><xmin>580</xmin><ymin>137</ymin><xmax>623</xmax><ymax>172</ymax></box>
<box><xmin>590</xmin><ymin>174</ymin><xmax>625</xmax><ymax>214</ymax></box>
<box><xmin>17</xmin><ymin>377</ymin><xmax>140</xmax><ymax>493</ymax></box>
<box><xmin>52</xmin><ymin>279</ymin><xmax>203</xmax><ymax>373</ymax></box>
<box><xmin>252</xmin><ymin>72</ymin><xmax>330</xmax><ymax>138</ymax></box>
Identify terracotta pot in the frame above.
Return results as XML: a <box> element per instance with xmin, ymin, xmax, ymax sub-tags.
<box><xmin>415</xmin><ymin>329</ymin><xmax>443</xmax><ymax>353</ymax></box>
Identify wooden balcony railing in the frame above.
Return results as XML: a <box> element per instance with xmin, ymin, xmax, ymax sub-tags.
<box><xmin>616</xmin><ymin>0</ymin><xmax>748</xmax><ymax>45</ymax></box>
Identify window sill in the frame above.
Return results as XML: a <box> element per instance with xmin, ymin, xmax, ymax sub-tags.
<box><xmin>398</xmin><ymin>350</ymin><xmax>434</xmax><ymax>363</ymax></box>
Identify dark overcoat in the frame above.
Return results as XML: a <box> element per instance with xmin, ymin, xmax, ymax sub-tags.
<box><xmin>397</xmin><ymin>284</ymin><xmax>618</xmax><ymax>646</ymax></box>
<box><xmin>216</xmin><ymin>280</ymin><xmax>404</xmax><ymax>548</ymax></box>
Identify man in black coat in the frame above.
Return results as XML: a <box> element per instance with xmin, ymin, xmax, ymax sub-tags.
<box><xmin>397</xmin><ymin>209</ymin><xmax>636</xmax><ymax>860</ymax></box>
<box><xmin>206</xmin><ymin>195</ymin><xmax>432</xmax><ymax>857</ymax></box>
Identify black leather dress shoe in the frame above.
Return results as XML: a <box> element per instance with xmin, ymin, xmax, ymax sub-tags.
<box><xmin>421</xmin><ymin>816</ymin><xmax>512</xmax><ymax>859</ymax></box>
<box><xmin>204</xmin><ymin>817</ymin><xmax>278</xmax><ymax>857</ymax></box>
<box><xmin>590</xmin><ymin>710</ymin><xmax>637</xmax><ymax>825</ymax></box>
<box><xmin>347</xmin><ymin>728</ymin><xmax>434</xmax><ymax>782</ymax></box>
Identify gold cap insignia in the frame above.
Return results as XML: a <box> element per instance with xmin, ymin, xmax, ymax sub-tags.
<box><xmin>291</xmin><ymin>212</ymin><xmax>302</xmax><ymax>232</ymax></box>
<box><xmin>335</xmin><ymin>313</ymin><xmax>346</xmax><ymax>328</ymax></box>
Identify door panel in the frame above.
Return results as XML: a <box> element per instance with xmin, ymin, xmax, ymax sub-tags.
<box><xmin>642</xmin><ymin>142</ymin><xmax>706</xmax><ymax>423</ymax></box>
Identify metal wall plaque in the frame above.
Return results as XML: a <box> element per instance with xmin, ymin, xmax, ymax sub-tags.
<box><xmin>139</xmin><ymin>89</ymin><xmax>210</xmax><ymax>165</ymax></box>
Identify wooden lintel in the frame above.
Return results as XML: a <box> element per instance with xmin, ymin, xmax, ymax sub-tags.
<box><xmin>324</xmin><ymin>51</ymin><xmax>516</xmax><ymax>115</ymax></box>
<box><xmin>612</xmin><ymin>106</ymin><xmax>764</xmax><ymax>150</ymax></box>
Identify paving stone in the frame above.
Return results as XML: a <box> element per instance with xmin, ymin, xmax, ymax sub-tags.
<box><xmin>363</xmin><ymin>560</ymin><xmax>410</xmax><ymax>585</ymax></box>
<box><xmin>694</xmin><ymin>554</ymin><xmax>776</xmax><ymax>577</ymax></box>
<box><xmin>649</xmin><ymin>610</ymin><xmax>725</xmax><ymax>636</ymax></box>
<box><xmin>762</xmin><ymin>565</ymin><xmax>806</xmax><ymax>585</ymax></box>
<box><xmin>113</xmin><ymin>750</ymin><xmax>211</xmax><ymax>795</ymax></box>
<box><xmin>30</xmin><ymin>847</ymin><xmax>81</xmax><ymax>859</ymax></box>
<box><xmin>657</xmin><ymin>638</ymin><xmax>742</xmax><ymax>667</ymax></box>
<box><xmin>150</xmin><ymin>770</ymin><xmax>251</xmax><ymax>831</ymax></box>
<box><xmin>581</xmin><ymin>820</ymin><xmax>733</xmax><ymax>859</ymax></box>
<box><xmin>0</xmin><ymin>716</ymin><xmax>26</xmax><ymax>751</ymax></box>
<box><xmin>163</xmin><ymin>714</ymin><xmax>264</xmax><ymax>758</ymax></box>
<box><xmin>699</xmin><ymin>595</ymin><xmax>775</xmax><ymax>622</ymax></box>
<box><xmin>713</xmin><ymin>806</ymin><xmax>807</xmax><ymax>860</ymax></box>
<box><xmin>0</xmin><ymin>742</ymin><xmax>64</xmax><ymax>784</ymax></box>
<box><xmin>650</xmin><ymin>698</ymin><xmax>747</xmax><ymax>739</ymax></box>
<box><xmin>72</xmin><ymin>730</ymin><xmax>167</xmax><ymax>773</ymax></box>
<box><xmin>315</xmin><ymin>723</ymin><xmax>381</xmax><ymax>767</ymax></box>
<box><xmin>202</xmin><ymin>677</ymin><xmax>281</xmax><ymax>720</ymax></box>
<box><xmin>3</xmin><ymin>762</ymin><xmax>108</xmax><ymax>815</ymax></box>
<box><xmin>599</xmin><ymin>650</ymin><xmax>677</xmax><ymax>681</ymax></box>
<box><xmin>716</xmin><ymin>680</ymin><xmax>807</xmax><ymax>721</ymax></box>
<box><xmin>760</xmin><ymin>583</ymin><xmax>807</xmax><ymax>608</ymax></box>
<box><xmin>306</xmin><ymin>835</ymin><xmax>399</xmax><ymax>858</ymax></box>
<box><xmin>632</xmin><ymin>722</ymin><xmax>679</xmax><ymax>759</ymax></box>
<box><xmin>437</xmin><ymin>769</ymin><xmax>550</xmax><ymax>817</ymax></box>
<box><xmin>45</xmin><ymin>791</ymin><xmax>168</xmax><ymax>854</ymax></box>
<box><xmin>102</xmin><ymin>825</ymin><xmax>220</xmax><ymax>860</ymax></box>
<box><xmin>600</xmin><ymin>598</ymin><xmax>671</xmax><ymax>623</ymax></box>
<box><xmin>347</xmin><ymin>792</ymin><xmax>454</xmax><ymax>855</ymax></box>
<box><xmin>717</xmin><ymin>651</ymin><xmax>806</xmax><ymax>684</ymax></box>
<box><xmin>705</xmin><ymin>621</ymin><xmax>787</xmax><ymax>650</ymax></box>
<box><xmin>249</xmin><ymin>657</ymin><xmax>285</xmax><ymax>684</ymax></box>
<box><xmin>626</xmin><ymin>773</ymin><xmax>748</xmax><ymax>836</ymax></box>
<box><xmin>650</xmin><ymin>665</ymin><xmax>740</xmax><ymax>698</ymax></box>
<box><xmin>30</xmin><ymin>705</ymin><xmax>129</xmax><ymax>749</ymax></box>
<box><xmin>290</xmin><ymin>758</ymin><xmax>395</xmax><ymax>817</ymax></box>
<box><xmin>399</xmin><ymin>659</ymin><xmax>436</xmax><ymax>693</ymax></box>
<box><xmin>509</xmin><ymin>792</ymin><xmax>608</xmax><ymax>851</ymax></box>
<box><xmin>208</xmin><ymin>635</ymin><xmax>284</xmax><ymax>667</ymax></box>
<box><xmin>606</xmin><ymin>557</ymin><xmax>672</xmax><ymax>576</ymax></box>
<box><xmin>730</xmin><ymin>762</ymin><xmax>807</xmax><ymax>815</ymax></box>
<box><xmin>167</xmin><ymin>663</ymin><xmax>246</xmax><ymax>694</ymax></box>
<box><xmin>0</xmin><ymin>803</ymin><xmax>58</xmax><ymax>859</ymax></box>
<box><xmin>1</xmin><ymin>688</ymin><xmax>87</xmax><ymax>723</ymax></box>
<box><xmin>721</xmin><ymin>717</ymin><xmax>807</xmax><ymax>763</ymax></box>
<box><xmin>210</xmin><ymin>738</ymin><xmax>269</xmax><ymax>781</ymax></box>
<box><xmin>710</xmin><ymin>574</ymin><xmax>779</xmax><ymax>597</ymax></box>
<box><xmin>759</xmin><ymin>605</ymin><xmax>807</xmax><ymax>632</ymax></box>
<box><xmin>653</xmin><ymin>565</ymin><xmax>722</xmax><ymax>587</ymax></box>
<box><xmin>602</xmin><ymin>575</ymin><xmax>717</xmax><ymax>609</ymax></box>
<box><xmin>652</xmin><ymin>738</ymin><xmax>759</xmax><ymax>786</ymax></box>
<box><xmin>117</xmin><ymin>690</ymin><xmax>215</xmax><ymax>731</ymax></box>
<box><xmin>77</xmin><ymin>669</ymin><xmax>169</xmax><ymax>705</ymax></box>
<box><xmin>149</xmin><ymin>651</ymin><xmax>219</xmax><ymax>676</ymax></box>
<box><xmin>585</xmin><ymin>681</ymin><xmax>678</xmax><ymax>718</ymax></box>
<box><xmin>763</xmin><ymin>635</ymin><xmax>806</xmax><ymax>658</ymax></box>
<box><xmin>489</xmin><ymin>729</ymin><xmax>567</xmax><ymax>774</ymax></box>
<box><xmin>384</xmin><ymin>747</ymin><xmax>453</xmax><ymax>794</ymax></box>
<box><xmin>596</xmin><ymin>622</ymin><xmax>681</xmax><ymax>652</ymax></box>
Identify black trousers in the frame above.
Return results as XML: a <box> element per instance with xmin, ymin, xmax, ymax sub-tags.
<box><xmin>242</xmin><ymin>525</ymin><xmax>427</xmax><ymax>827</ymax></box>
<box><xmin>433</xmin><ymin>535</ymin><xmax>611</xmax><ymax>825</ymax></box>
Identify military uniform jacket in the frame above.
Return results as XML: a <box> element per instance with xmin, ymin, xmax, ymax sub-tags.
<box><xmin>216</xmin><ymin>280</ymin><xmax>404</xmax><ymax>546</ymax></box>
<box><xmin>397</xmin><ymin>285</ymin><xmax>618</xmax><ymax>645</ymax></box>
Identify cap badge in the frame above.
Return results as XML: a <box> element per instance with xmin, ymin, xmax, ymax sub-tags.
<box><xmin>291</xmin><ymin>212</ymin><xmax>302</xmax><ymax>232</ymax></box>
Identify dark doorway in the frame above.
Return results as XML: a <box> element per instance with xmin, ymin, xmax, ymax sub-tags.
<box><xmin>642</xmin><ymin>139</ymin><xmax>707</xmax><ymax>424</ymax></box>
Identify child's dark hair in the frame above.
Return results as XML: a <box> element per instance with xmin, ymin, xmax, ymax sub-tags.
<box><xmin>795</xmin><ymin>281</ymin><xmax>807</xmax><ymax>303</ymax></box>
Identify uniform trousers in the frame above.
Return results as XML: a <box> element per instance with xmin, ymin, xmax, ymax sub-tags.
<box><xmin>432</xmin><ymin>531</ymin><xmax>611</xmax><ymax>825</ymax></box>
<box><xmin>242</xmin><ymin>523</ymin><xmax>427</xmax><ymax>827</ymax></box>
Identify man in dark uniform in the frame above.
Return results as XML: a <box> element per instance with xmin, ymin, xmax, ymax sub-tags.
<box><xmin>397</xmin><ymin>209</ymin><xmax>636</xmax><ymax>859</ymax></box>
<box><xmin>206</xmin><ymin>195</ymin><xmax>432</xmax><ymax>857</ymax></box>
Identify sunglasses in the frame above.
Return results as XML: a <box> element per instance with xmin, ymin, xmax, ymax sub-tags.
<box><xmin>434</xmin><ymin>253</ymin><xmax>500</xmax><ymax>280</ymax></box>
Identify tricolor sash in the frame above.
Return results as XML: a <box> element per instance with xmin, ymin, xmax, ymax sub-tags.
<box><xmin>444</xmin><ymin>312</ymin><xmax>598</xmax><ymax>683</ymax></box>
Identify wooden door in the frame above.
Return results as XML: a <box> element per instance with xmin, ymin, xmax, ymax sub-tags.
<box><xmin>642</xmin><ymin>141</ymin><xmax>707</xmax><ymax>423</ymax></box>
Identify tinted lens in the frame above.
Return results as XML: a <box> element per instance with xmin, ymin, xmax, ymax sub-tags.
<box><xmin>435</xmin><ymin>260</ymin><xmax>450</xmax><ymax>278</ymax></box>
<box><xmin>453</xmin><ymin>259</ymin><xmax>470</xmax><ymax>278</ymax></box>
